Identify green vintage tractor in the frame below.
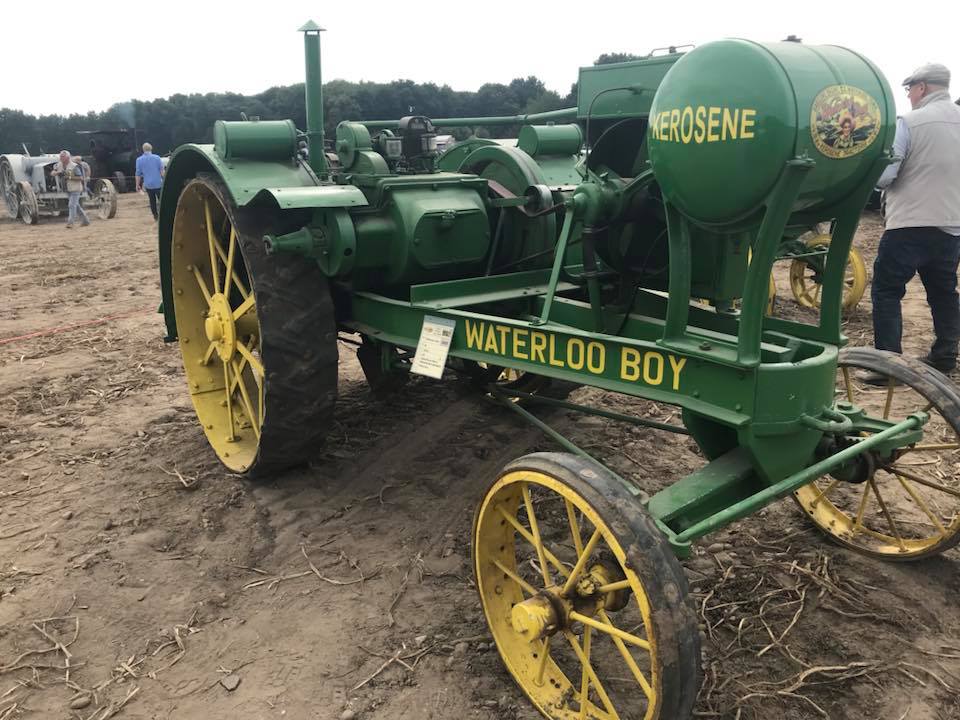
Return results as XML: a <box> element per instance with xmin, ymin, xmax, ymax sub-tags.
<box><xmin>158</xmin><ymin>24</ymin><xmax>960</xmax><ymax>720</ymax></box>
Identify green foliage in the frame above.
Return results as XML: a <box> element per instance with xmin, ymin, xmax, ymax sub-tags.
<box><xmin>0</xmin><ymin>72</ymin><xmax>574</xmax><ymax>155</ymax></box>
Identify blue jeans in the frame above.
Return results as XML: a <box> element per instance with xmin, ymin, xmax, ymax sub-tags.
<box><xmin>871</xmin><ymin>227</ymin><xmax>960</xmax><ymax>369</ymax></box>
<box><xmin>67</xmin><ymin>191</ymin><xmax>89</xmax><ymax>225</ymax></box>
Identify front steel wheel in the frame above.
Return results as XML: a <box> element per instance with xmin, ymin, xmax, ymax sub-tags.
<box><xmin>171</xmin><ymin>177</ymin><xmax>338</xmax><ymax>475</ymax></box>
<box><xmin>794</xmin><ymin>349</ymin><xmax>960</xmax><ymax>560</ymax></box>
<box><xmin>474</xmin><ymin>453</ymin><xmax>700</xmax><ymax>719</ymax></box>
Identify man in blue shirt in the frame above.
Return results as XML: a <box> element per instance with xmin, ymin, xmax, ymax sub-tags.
<box><xmin>135</xmin><ymin>142</ymin><xmax>165</xmax><ymax>221</ymax></box>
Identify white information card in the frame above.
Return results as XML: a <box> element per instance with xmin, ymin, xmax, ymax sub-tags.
<box><xmin>410</xmin><ymin>316</ymin><xmax>456</xmax><ymax>379</ymax></box>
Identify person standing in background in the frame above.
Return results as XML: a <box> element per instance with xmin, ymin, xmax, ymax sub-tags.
<box><xmin>135</xmin><ymin>142</ymin><xmax>165</xmax><ymax>221</ymax></box>
<box><xmin>74</xmin><ymin>155</ymin><xmax>92</xmax><ymax>198</ymax></box>
<box><xmin>868</xmin><ymin>63</ymin><xmax>960</xmax><ymax>381</ymax></box>
<box><xmin>51</xmin><ymin>150</ymin><xmax>90</xmax><ymax>228</ymax></box>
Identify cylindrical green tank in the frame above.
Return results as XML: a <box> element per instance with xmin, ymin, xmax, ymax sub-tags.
<box><xmin>213</xmin><ymin>120</ymin><xmax>297</xmax><ymax>162</ymax></box>
<box><xmin>647</xmin><ymin>40</ymin><xmax>895</xmax><ymax>226</ymax></box>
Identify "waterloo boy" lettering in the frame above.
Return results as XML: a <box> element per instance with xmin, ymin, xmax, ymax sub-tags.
<box><xmin>464</xmin><ymin>320</ymin><xmax>686</xmax><ymax>391</ymax></box>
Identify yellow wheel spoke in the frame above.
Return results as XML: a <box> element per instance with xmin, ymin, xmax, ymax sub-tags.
<box><xmin>223</xmin><ymin>228</ymin><xmax>237</xmax><ymax>298</ymax></box>
<box><xmin>883</xmin><ymin>378</ymin><xmax>895</xmax><ymax>420</ymax></box>
<box><xmin>236</xmin><ymin>341</ymin><xmax>265</xmax><ymax>379</ymax></box>
<box><xmin>495</xmin><ymin>505</ymin><xmax>569</xmax><ymax>579</ymax></box>
<box><xmin>562</xmin><ymin>528</ymin><xmax>603</xmax><ymax>596</ymax></box>
<box><xmin>208</xmin><ymin>218</ymin><xmax>249</xmax><ymax>299</ymax></box>
<box><xmin>597</xmin><ymin>579</ymin><xmax>632</xmax><ymax>594</ymax></box>
<box><xmin>809</xmin><ymin>478</ymin><xmax>840</xmax><ymax>508</ymax></box>
<box><xmin>565</xmin><ymin>499</ymin><xmax>584</xmax><ymax>558</ymax></box>
<box><xmin>569</xmin><ymin>610</ymin><xmax>650</xmax><ymax>650</ymax></box>
<box><xmin>222</xmin><ymin>362</ymin><xmax>235</xmax><ymax>441</ymax></box>
<box><xmin>491</xmin><ymin>558</ymin><xmax>537</xmax><ymax>596</ymax></box>
<box><xmin>868</xmin><ymin>478</ymin><xmax>905</xmax><ymax>550</ymax></box>
<box><xmin>233</xmin><ymin>294</ymin><xmax>256</xmax><ymax>321</ymax></box>
<box><xmin>908</xmin><ymin>442</ymin><xmax>960</xmax><ymax>452</ymax></box>
<box><xmin>229</xmin><ymin>355</ymin><xmax>248</xmax><ymax>394</ymax></box>
<box><xmin>578</xmin><ymin>626</ymin><xmax>591</xmax><ymax>720</ymax></box>
<box><xmin>852</xmin><ymin>480</ymin><xmax>872</xmax><ymax>533</ymax></box>
<box><xmin>232</xmin><ymin>360</ymin><xmax>261</xmax><ymax>440</ymax></box>
<box><xmin>841</xmin><ymin>367</ymin><xmax>854</xmax><ymax>403</ymax></box>
<box><xmin>203</xmin><ymin>200</ymin><xmax>222</xmax><ymax>295</ymax></box>
<box><xmin>535</xmin><ymin>636</ymin><xmax>551</xmax><ymax>688</ymax></box>
<box><xmin>191</xmin><ymin>265</ymin><xmax>212</xmax><ymax>304</ymax></box>
<box><xmin>888</xmin><ymin>465</ymin><xmax>960</xmax><ymax>499</ymax></box>
<box><xmin>563</xmin><ymin>630</ymin><xmax>619</xmax><ymax>720</ymax></box>
<box><xmin>201</xmin><ymin>341</ymin><xmax>217</xmax><ymax>366</ymax></box>
<box><xmin>522</xmin><ymin>484</ymin><xmax>552</xmax><ymax>587</ymax></box>
<box><xmin>597</xmin><ymin>607</ymin><xmax>654</xmax><ymax>703</ymax></box>
<box><xmin>894</xmin><ymin>476</ymin><xmax>947</xmax><ymax>537</ymax></box>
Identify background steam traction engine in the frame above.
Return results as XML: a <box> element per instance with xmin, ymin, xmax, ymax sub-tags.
<box><xmin>158</xmin><ymin>24</ymin><xmax>960</xmax><ymax>720</ymax></box>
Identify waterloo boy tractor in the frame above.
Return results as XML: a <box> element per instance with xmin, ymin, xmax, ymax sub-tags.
<box><xmin>158</xmin><ymin>23</ymin><xmax>960</xmax><ymax>720</ymax></box>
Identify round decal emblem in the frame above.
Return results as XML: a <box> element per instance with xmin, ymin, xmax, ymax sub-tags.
<box><xmin>810</xmin><ymin>85</ymin><xmax>881</xmax><ymax>159</ymax></box>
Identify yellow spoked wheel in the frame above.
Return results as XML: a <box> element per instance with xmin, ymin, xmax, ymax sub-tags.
<box><xmin>171</xmin><ymin>177</ymin><xmax>338</xmax><ymax>475</ymax></box>
<box><xmin>794</xmin><ymin>349</ymin><xmax>960</xmax><ymax>560</ymax></box>
<box><xmin>474</xmin><ymin>453</ymin><xmax>700</xmax><ymax>719</ymax></box>
<box><xmin>788</xmin><ymin>234</ymin><xmax>867</xmax><ymax>311</ymax></box>
<box><xmin>474</xmin><ymin>362</ymin><xmax>550</xmax><ymax>394</ymax></box>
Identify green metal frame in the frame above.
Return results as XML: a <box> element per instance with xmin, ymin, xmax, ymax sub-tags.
<box><xmin>159</xmin><ymin>23</ymin><xmax>906</xmax><ymax>561</ymax></box>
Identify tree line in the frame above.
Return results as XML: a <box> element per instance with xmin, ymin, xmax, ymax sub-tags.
<box><xmin>0</xmin><ymin>53</ymin><xmax>641</xmax><ymax>157</ymax></box>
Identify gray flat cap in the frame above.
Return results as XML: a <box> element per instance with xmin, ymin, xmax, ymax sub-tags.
<box><xmin>902</xmin><ymin>63</ymin><xmax>950</xmax><ymax>87</ymax></box>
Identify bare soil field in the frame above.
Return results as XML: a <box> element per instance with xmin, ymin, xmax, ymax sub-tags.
<box><xmin>1</xmin><ymin>196</ymin><xmax>958</xmax><ymax>720</ymax></box>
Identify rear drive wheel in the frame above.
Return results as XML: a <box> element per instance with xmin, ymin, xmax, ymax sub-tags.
<box><xmin>17</xmin><ymin>181</ymin><xmax>38</xmax><ymax>225</ymax></box>
<box><xmin>170</xmin><ymin>177</ymin><xmax>338</xmax><ymax>475</ymax></box>
<box><xmin>1</xmin><ymin>157</ymin><xmax>19</xmax><ymax>218</ymax></box>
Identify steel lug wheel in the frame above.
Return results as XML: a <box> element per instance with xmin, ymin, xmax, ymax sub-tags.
<box><xmin>170</xmin><ymin>177</ymin><xmax>338</xmax><ymax>475</ymax></box>
<box><xmin>788</xmin><ymin>234</ymin><xmax>867</xmax><ymax>311</ymax></box>
<box><xmin>794</xmin><ymin>349</ymin><xmax>960</xmax><ymax>560</ymax></box>
<box><xmin>474</xmin><ymin>453</ymin><xmax>700</xmax><ymax>719</ymax></box>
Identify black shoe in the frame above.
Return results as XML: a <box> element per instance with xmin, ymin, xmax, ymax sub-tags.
<box><xmin>856</xmin><ymin>370</ymin><xmax>900</xmax><ymax>387</ymax></box>
<box><xmin>919</xmin><ymin>355</ymin><xmax>957</xmax><ymax>374</ymax></box>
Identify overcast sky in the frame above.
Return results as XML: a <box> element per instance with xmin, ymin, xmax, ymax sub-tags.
<box><xmin>5</xmin><ymin>1</ymin><xmax>957</xmax><ymax>118</ymax></box>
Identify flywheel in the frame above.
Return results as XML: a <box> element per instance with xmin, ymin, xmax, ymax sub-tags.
<box><xmin>170</xmin><ymin>177</ymin><xmax>338</xmax><ymax>475</ymax></box>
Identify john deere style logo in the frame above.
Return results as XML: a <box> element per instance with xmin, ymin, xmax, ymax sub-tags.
<box><xmin>811</xmin><ymin>85</ymin><xmax>881</xmax><ymax>159</ymax></box>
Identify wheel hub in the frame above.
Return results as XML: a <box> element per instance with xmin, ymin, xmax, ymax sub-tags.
<box><xmin>511</xmin><ymin>594</ymin><xmax>559</xmax><ymax>641</ymax></box>
<box><xmin>511</xmin><ymin>563</ymin><xmax>630</xmax><ymax>642</ymax></box>
<box><xmin>204</xmin><ymin>293</ymin><xmax>236</xmax><ymax>362</ymax></box>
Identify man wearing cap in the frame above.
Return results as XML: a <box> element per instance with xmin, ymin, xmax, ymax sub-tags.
<box><xmin>870</xmin><ymin>63</ymin><xmax>960</xmax><ymax>379</ymax></box>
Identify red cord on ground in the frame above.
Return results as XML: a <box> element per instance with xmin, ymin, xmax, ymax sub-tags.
<box><xmin>0</xmin><ymin>307</ymin><xmax>156</xmax><ymax>346</ymax></box>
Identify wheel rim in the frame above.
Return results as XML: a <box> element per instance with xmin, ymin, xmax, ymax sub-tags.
<box><xmin>475</xmin><ymin>469</ymin><xmax>663</xmax><ymax>719</ymax></box>
<box><xmin>17</xmin><ymin>182</ymin><xmax>37</xmax><ymax>224</ymax></box>
<box><xmin>96</xmin><ymin>181</ymin><xmax>116</xmax><ymax>220</ymax></box>
<box><xmin>788</xmin><ymin>235</ymin><xmax>867</xmax><ymax>311</ymax></box>
<box><xmin>1</xmin><ymin>159</ymin><xmax>18</xmax><ymax>217</ymax></box>
<box><xmin>794</xmin><ymin>355</ymin><xmax>960</xmax><ymax>559</ymax></box>
<box><xmin>172</xmin><ymin>181</ymin><xmax>263</xmax><ymax>471</ymax></box>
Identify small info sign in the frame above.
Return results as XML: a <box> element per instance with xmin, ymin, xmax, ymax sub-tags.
<box><xmin>410</xmin><ymin>316</ymin><xmax>456</xmax><ymax>379</ymax></box>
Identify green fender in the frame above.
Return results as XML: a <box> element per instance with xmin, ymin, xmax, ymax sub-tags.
<box><xmin>157</xmin><ymin>144</ymin><xmax>365</xmax><ymax>340</ymax></box>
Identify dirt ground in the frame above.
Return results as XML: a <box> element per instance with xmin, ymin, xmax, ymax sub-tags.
<box><xmin>1</xmin><ymin>196</ymin><xmax>958</xmax><ymax>720</ymax></box>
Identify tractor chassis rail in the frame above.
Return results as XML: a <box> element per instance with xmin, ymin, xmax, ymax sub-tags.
<box><xmin>489</xmin><ymin>384</ymin><xmax>927</xmax><ymax>559</ymax></box>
